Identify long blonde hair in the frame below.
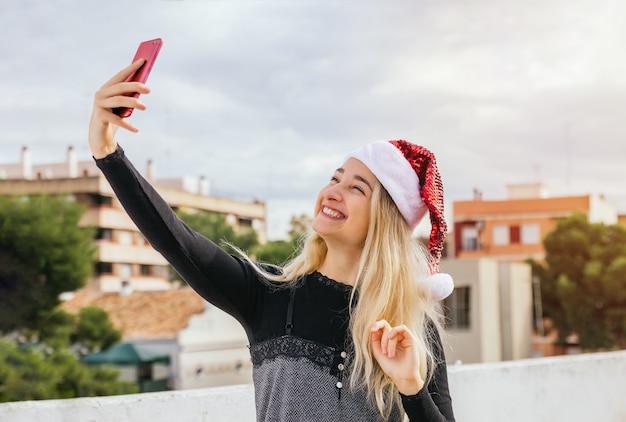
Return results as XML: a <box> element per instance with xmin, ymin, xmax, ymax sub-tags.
<box><xmin>242</xmin><ymin>181</ymin><xmax>444</xmax><ymax>419</ymax></box>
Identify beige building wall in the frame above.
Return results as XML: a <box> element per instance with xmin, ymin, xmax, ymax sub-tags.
<box><xmin>440</xmin><ymin>258</ymin><xmax>532</xmax><ymax>364</ymax></box>
<box><xmin>499</xmin><ymin>262</ymin><xmax>533</xmax><ymax>360</ymax></box>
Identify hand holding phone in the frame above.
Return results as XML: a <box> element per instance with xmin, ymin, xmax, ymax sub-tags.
<box><xmin>112</xmin><ymin>38</ymin><xmax>163</xmax><ymax>118</ymax></box>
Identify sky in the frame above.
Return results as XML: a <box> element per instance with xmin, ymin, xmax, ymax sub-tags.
<box><xmin>2</xmin><ymin>0</ymin><xmax>626</xmax><ymax>240</ymax></box>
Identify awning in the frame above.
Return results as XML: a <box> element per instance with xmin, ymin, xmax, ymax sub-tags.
<box><xmin>83</xmin><ymin>343</ymin><xmax>170</xmax><ymax>365</ymax></box>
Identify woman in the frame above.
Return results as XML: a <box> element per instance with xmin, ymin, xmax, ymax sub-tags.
<box><xmin>89</xmin><ymin>59</ymin><xmax>455</xmax><ymax>421</ymax></box>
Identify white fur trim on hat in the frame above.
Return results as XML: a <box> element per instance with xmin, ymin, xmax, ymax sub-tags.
<box><xmin>419</xmin><ymin>273</ymin><xmax>454</xmax><ymax>301</ymax></box>
<box><xmin>344</xmin><ymin>141</ymin><xmax>428</xmax><ymax>230</ymax></box>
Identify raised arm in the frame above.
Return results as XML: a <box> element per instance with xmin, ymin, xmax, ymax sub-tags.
<box><xmin>88</xmin><ymin>62</ymin><xmax>259</xmax><ymax>328</ymax></box>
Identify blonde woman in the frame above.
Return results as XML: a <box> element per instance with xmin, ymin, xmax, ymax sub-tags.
<box><xmin>89</xmin><ymin>60</ymin><xmax>455</xmax><ymax>421</ymax></box>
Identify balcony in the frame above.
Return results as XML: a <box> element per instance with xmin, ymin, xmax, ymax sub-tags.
<box><xmin>1</xmin><ymin>350</ymin><xmax>624</xmax><ymax>421</ymax></box>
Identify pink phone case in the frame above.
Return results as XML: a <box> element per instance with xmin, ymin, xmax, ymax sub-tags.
<box><xmin>113</xmin><ymin>38</ymin><xmax>163</xmax><ymax>118</ymax></box>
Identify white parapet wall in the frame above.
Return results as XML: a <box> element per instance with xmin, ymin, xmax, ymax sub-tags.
<box><xmin>1</xmin><ymin>350</ymin><xmax>625</xmax><ymax>422</ymax></box>
<box><xmin>449</xmin><ymin>350</ymin><xmax>626</xmax><ymax>422</ymax></box>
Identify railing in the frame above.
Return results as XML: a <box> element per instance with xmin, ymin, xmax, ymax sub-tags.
<box><xmin>1</xmin><ymin>350</ymin><xmax>625</xmax><ymax>422</ymax></box>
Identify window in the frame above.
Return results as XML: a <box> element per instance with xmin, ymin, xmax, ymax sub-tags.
<box><xmin>96</xmin><ymin>228</ymin><xmax>113</xmax><ymax>240</ymax></box>
<box><xmin>140</xmin><ymin>265</ymin><xmax>151</xmax><ymax>276</ymax></box>
<box><xmin>521</xmin><ymin>223</ymin><xmax>540</xmax><ymax>244</ymax></box>
<box><xmin>118</xmin><ymin>264</ymin><xmax>132</xmax><ymax>278</ymax></box>
<box><xmin>510</xmin><ymin>225</ymin><xmax>520</xmax><ymax>244</ymax></box>
<box><xmin>95</xmin><ymin>262</ymin><xmax>113</xmax><ymax>274</ymax></box>
<box><xmin>443</xmin><ymin>287</ymin><xmax>471</xmax><ymax>329</ymax></box>
<box><xmin>493</xmin><ymin>224</ymin><xmax>522</xmax><ymax>245</ymax></box>
<box><xmin>152</xmin><ymin>265</ymin><xmax>170</xmax><ymax>278</ymax></box>
<box><xmin>118</xmin><ymin>231</ymin><xmax>133</xmax><ymax>245</ymax></box>
<box><xmin>90</xmin><ymin>194</ymin><xmax>113</xmax><ymax>206</ymax></box>
<box><xmin>238</xmin><ymin>217</ymin><xmax>253</xmax><ymax>228</ymax></box>
<box><xmin>493</xmin><ymin>225</ymin><xmax>509</xmax><ymax>245</ymax></box>
<box><xmin>461</xmin><ymin>227</ymin><xmax>479</xmax><ymax>251</ymax></box>
<box><xmin>136</xmin><ymin>233</ymin><xmax>148</xmax><ymax>246</ymax></box>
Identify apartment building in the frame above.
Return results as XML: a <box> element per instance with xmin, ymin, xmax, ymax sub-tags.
<box><xmin>445</xmin><ymin>183</ymin><xmax>619</xmax><ymax>361</ymax></box>
<box><xmin>452</xmin><ymin>183</ymin><xmax>618</xmax><ymax>262</ymax></box>
<box><xmin>0</xmin><ymin>146</ymin><xmax>267</xmax><ymax>293</ymax></box>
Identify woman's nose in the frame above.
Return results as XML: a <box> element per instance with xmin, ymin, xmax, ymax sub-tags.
<box><xmin>323</xmin><ymin>184</ymin><xmax>343</xmax><ymax>201</ymax></box>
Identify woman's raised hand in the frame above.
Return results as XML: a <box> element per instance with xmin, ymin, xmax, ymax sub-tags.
<box><xmin>88</xmin><ymin>59</ymin><xmax>150</xmax><ymax>159</ymax></box>
<box><xmin>370</xmin><ymin>319</ymin><xmax>425</xmax><ymax>396</ymax></box>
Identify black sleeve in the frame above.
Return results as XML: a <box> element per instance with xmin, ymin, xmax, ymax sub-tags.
<box><xmin>94</xmin><ymin>146</ymin><xmax>260</xmax><ymax>329</ymax></box>
<box><xmin>401</xmin><ymin>322</ymin><xmax>455</xmax><ymax>421</ymax></box>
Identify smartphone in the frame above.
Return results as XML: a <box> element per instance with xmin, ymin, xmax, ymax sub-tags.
<box><xmin>112</xmin><ymin>38</ymin><xmax>163</xmax><ymax>118</ymax></box>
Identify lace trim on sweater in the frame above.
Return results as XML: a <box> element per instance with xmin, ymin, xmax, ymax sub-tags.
<box><xmin>250</xmin><ymin>335</ymin><xmax>338</xmax><ymax>367</ymax></box>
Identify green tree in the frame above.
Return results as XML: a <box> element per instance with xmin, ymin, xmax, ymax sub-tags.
<box><xmin>37</xmin><ymin>307</ymin><xmax>122</xmax><ymax>353</ymax></box>
<box><xmin>0</xmin><ymin>195</ymin><xmax>95</xmax><ymax>332</ymax></box>
<box><xmin>253</xmin><ymin>213</ymin><xmax>312</xmax><ymax>265</ymax></box>
<box><xmin>72</xmin><ymin>307</ymin><xmax>122</xmax><ymax>352</ymax></box>
<box><xmin>0</xmin><ymin>339</ymin><xmax>138</xmax><ymax>402</ymax></box>
<box><xmin>253</xmin><ymin>240</ymin><xmax>295</xmax><ymax>265</ymax></box>
<box><xmin>0</xmin><ymin>195</ymin><xmax>138</xmax><ymax>400</ymax></box>
<box><xmin>529</xmin><ymin>212</ymin><xmax>626</xmax><ymax>350</ymax></box>
<box><xmin>287</xmin><ymin>213</ymin><xmax>312</xmax><ymax>240</ymax></box>
<box><xmin>175</xmin><ymin>209</ymin><xmax>259</xmax><ymax>253</ymax></box>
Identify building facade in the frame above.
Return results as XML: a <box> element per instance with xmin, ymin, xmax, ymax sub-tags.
<box><xmin>0</xmin><ymin>146</ymin><xmax>267</xmax><ymax>293</ymax></box>
<box><xmin>453</xmin><ymin>183</ymin><xmax>618</xmax><ymax>262</ymax></box>
<box><xmin>440</xmin><ymin>258</ymin><xmax>533</xmax><ymax>364</ymax></box>
<box><xmin>446</xmin><ymin>183</ymin><xmax>620</xmax><ymax>361</ymax></box>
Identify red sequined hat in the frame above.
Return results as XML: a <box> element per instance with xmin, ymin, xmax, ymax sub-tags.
<box><xmin>345</xmin><ymin>140</ymin><xmax>453</xmax><ymax>300</ymax></box>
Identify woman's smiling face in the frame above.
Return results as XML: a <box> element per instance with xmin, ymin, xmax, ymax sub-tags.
<box><xmin>312</xmin><ymin>158</ymin><xmax>377</xmax><ymax>249</ymax></box>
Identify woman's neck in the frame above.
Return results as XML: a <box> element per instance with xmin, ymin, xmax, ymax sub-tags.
<box><xmin>317</xmin><ymin>245</ymin><xmax>362</xmax><ymax>286</ymax></box>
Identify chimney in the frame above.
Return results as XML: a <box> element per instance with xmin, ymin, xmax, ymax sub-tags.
<box><xmin>199</xmin><ymin>176</ymin><xmax>211</xmax><ymax>195</ymax></box>
<box><xmin>67</xmin><ymin>146</ymin><xmax>78</xmax><ymax>178</ymax></box>
<box><xmin>21</xmin><ymin>146</ymin><xmax>32</xmax><ymax>180</ymax></box>
<box><xmin>146</xmin><ymin>159</ymin><xmax>155</xmax><ymax>183</ymax></box>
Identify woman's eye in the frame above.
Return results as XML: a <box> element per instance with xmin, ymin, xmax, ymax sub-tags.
<box><xmin>330</xmin><ymin>176</ymin><xmax>339</xmax><ymax>183</ymax></box>
<box><xmin>353</xmin><ymin>186</ymin><xmax>365</xmax><ymax>194</ymax></box>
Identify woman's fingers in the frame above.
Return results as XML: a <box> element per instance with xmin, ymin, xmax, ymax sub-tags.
<box><xmin>96</xmin><ymin>81</ymin><xmax>151</xmax><ymax>101</ymax></box>
<box><xmin>96</xmin><ymin>93</ymin><xmax>147</xmax><ymax>114</ymax></box>
<box><xmin>102</xmin><ymin>109</ymin><xmax>138</xmax><ymax>133</ymax></box>
<box><xmin>100</xmin><ymin>59</ymin><xmax>145</xmax><ymax>89</ymax></box>
<box><xmin>370</xmin><ymin>321</ymin><xmax>424</xmax><ymax>394</ymax></box>
<box><xmin>370</xmin><ymin>320</ymin><xmax>390</xmax><ymax>354</ymax></box>
<box><xmin>88</xmin><ymin>60</ymin><xmax>152</xmax><ymax>159</ymax></box>
<box><xmin>386</xmin><ymin>331</ymin><xmax>400</xmax><ymax>359</ymax></box>
<box><xmin>371</xmin><ymin>321</ymin><xmax>413</xmax><ymax>358</ymax></box>
<box><xmin>94</xmin><ymin>81</ymin><xmax>150</xmax><ymax>116</ymax></box>
<box><xmin>91</xmin><ymin>80</ymin><xmax>150</xmax><ymax>135</ymax></box>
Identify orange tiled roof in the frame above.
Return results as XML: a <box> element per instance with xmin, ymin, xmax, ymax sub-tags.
<box><xmin>61</xmin><ymin>289</ymin><xmax>206</xmax><ymax>339</ymax></box>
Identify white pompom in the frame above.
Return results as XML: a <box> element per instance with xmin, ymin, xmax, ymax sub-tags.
<box><xmin>419</xmin><ymin>273</ymin><xmax>454</xmax><ymax>301</ymax></box>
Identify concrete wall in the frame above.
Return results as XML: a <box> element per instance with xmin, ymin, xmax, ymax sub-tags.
<box><xmin>2</xmin><ymin>350</ymin><xmax>625</xmax><ymax>422</ymax></box>
<box><xmin>477</xmin><ymin>259</ymin><xmax>502</xmax><ymax>362</ymax></box>
<box><xmin>498</xmin><ymin>261</ymin><xmax>533</xmax><ymax>361</ymax></box>
<box><xmin>442</xmin><ymin>258</ymin><xmax>533</xmax><ymax>365</ymax></box>
<box><xmin>176</xmin><ymin>303</ymin><xmax>252</xmax><ymax>390</ymax></box>
<box><xmin>589</xmin><ymin>194</ymin><xmax>618</xmax><ymax>224</ymax></box>
<box><xmin>449</xmin><ymin>350</ymin><xmax>626</xmax><ymax>422</ymax></box>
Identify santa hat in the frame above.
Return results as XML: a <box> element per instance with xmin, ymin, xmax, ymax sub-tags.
<box><xmin>345</xmin><ymin>140</ymin><xmax>453</xmax><ymax>301</ymax></box>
